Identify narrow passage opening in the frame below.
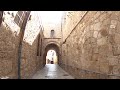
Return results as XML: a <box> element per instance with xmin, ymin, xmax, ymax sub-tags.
<box><xmin>46</xmin><ymin>49</ymin><xmax>58</xmax><ymax>64</ymax></box>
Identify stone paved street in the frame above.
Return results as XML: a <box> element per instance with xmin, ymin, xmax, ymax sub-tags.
<box><xmin>32</xmin><ymin>64</ymin><xmax>74</xmax><ymax>79</ymax></box>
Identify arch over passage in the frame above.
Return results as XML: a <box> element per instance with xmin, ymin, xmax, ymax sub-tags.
<box><xmin>43</xmin><ymin>43</ymin><xmax>60</xmax><ymax>66</ymax></box>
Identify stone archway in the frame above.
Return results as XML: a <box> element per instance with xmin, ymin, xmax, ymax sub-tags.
<box><xmin>43</xmin><ymin>43</ymin><xmax>60</xmax><ymax>66</ymax></box>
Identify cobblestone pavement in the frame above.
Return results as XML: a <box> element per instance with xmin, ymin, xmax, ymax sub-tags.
<box><xmin>32</xmin><ymin>64</ymin><xmax>74</xmax><ymax>79</ymax></box>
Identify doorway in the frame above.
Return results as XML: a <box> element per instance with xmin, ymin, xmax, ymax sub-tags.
<box><xmin>43</xmin><ymin>43</ymin><xmax>60</xmax><ymax>66</ymax></box>
<box><xmin>46</xmin><ymin>49</ymin><xmax>58</xmax><ymax>64</ymax></box>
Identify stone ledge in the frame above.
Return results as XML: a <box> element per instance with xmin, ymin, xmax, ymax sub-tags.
<box><xmin>60</xmin><ymin>63</ymin><xmax>120</xmax><ymax>79</ymax></box>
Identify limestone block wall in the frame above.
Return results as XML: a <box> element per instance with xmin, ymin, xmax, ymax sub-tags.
<box><xmin>44</xmin><ymin>38</ymin><xmax>61</xmax><ymax>48</ymax></box>
<box><xmin>60</xmin><ymin>11</ymin><xmax>120</xmax><ymax>79</ymax></box>
<box><xmin>0</xmin><ymin>11</ymin><xmax>21</xmax><ymax>79</ymax></box>
<box><xmin>40</xmin><ymin>11</ymin><xmax>62</xmax><ymax>39</ymax></box>
<box><xmin>43</xmin><ymin>23</ymin><xmax>62</xmax><ymax>38</ymax></box>
<box><xmin>61</xmin><ymin>11</ymin><xmax>87</xmax><ymax>42</ymax></box>
<box><xmin>0</xmin><ymin>11</ymin><xmax>44</xmax><ymax>79</ymax></box>
<box><xmin>20</xmin><ymin>11</ymin><xmax>44</xmax><ymax>78</ymax></box>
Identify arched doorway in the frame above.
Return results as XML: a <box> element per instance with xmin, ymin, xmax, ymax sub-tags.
<box><xmin>43</xmin><ymin>43</ymin><xmax>60</xmax><ymax>66</ymax></box>
<box><xmin>46</xmin><ymin>49</ymin><xmax>58</xmax><ymax>64</ymax></box>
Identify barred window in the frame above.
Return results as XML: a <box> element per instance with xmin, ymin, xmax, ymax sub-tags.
<box><xmin>14</xmin><ymin>11</ymin><xmax>26</xmax><ymax>28</ymax></box>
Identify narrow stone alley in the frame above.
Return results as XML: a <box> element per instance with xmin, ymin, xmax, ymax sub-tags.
<box><xmin>1</xmin><ymin>11</ymin><xmax>120</xmax><ymax>79</ymax></box>
<box><xmin>32</xmin><ymin>64</ymin><xmax>74</xmax><ymax>79</ymax></box>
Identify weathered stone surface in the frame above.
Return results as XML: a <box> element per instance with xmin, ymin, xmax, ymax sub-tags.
<box><xmin>116</xmin><ymin>21</ymin><xmax>120</xmax><ymax>34</ymax></box>
<box><xmin>108</xmin><ymin>75</ymin><xmax>120</xmax><ymax>79</ymax></box>
<box><xmin>97</xmin><ymin>37</ymin><xmax>107</xmax><ymax>46</ymax></box>
<box><xmin>99</xmin><ymin>29</ymin><xmax>108</xmax><ymax>37</ymax></box>
<box><xmin>108</xmin><ymin>56</ymin><xmax>118</xmax><ymax>66</ymax></box>
<box><xmin>0</xmin><ymin>60</ymin><xmax>13</xmax><ymax>76</ymax></box>
<box><xmin>109</xmin><ymin>28</ymin><xmax>116</xmax><ymax>35</ymax></box>
<box><xmin>112</xmin><ymin>45</ymin><xmax>120</xmax><ymax>56</ymax></box>
<box><xmin>61</xmin><ymin>11</ymin><xmax>120</xmax><ymax>79</ymax></box>
<box><xmin>94</xmin><ymin>22</ymin><xmax>101</xmax><ymax>31</ymax></box>
<box><xmin>93</xmin><ymin>31</ymin><xmax>98</xmax><ymax>38</ymax></box>
<box><xmin>0</xmin><ymin>11</ymin><xmax>44</xmax><ymax>79</ymax></box>
<box><xmin>111</xmin><ymin>20</ymin><xmax>118</xmax><ymax>26</ymax></box>
<box><xmin>100</xmin><ymin>62</ymin><xmax>109</xmax><ymax>73</ymax></box>
<box><xmin>114</xmin><ymin>33</ymin><xmax>120</xmax><ymax>44</ymax></box>
<box><xmin>99</xmin><ymin>74</ymin><xmax>108</xmax><ymax>79</ymax></box>
<box><xmin>0</xmin><ymin>61</ymin><xmax>2</xmax><ymax>75</ymax></box>
<box><xmin>99</xmin><ymin>13</ymin><xmax>107</xmax><ymax>22</ymax></box>
<box><xmin>112</xmin><ymin>66</ymin><xmax>120</xmax><ymax>75</ymax></box>
<box><xmin>110</xmin><ymin>12</ymin><xmax>119</xmax><ymax>20</ymax></box>
<box><xmin>1</xmin><ymin>11</ymin><xmax>120</xmax><ymax>79</ymax></box>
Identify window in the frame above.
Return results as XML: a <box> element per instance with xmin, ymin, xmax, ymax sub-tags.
<box><xmin>0</xmin><ymin>11</ymin><xmax>3</xmax><ymax>26</ymax></box>
<box><xmin>37</xmin><ymin>34</ymin><xmax>40</xmax><ymax>56</ymax></box>
<box><xmin>51</xmin><ymin>30</ymin><xmax>54</xmax><ymax>38</ymax></box>
<box><xmin>11</xmin><ymin>13</ymin><xmax>14</xmax><ymax>17</ymax></box>
<box><xmin>37</xmin><ymin>34</ymin><xmax>42</xmax><ymax>56</ymax></box>
<box><xmin>14</xmin><ymin>11</ymin><xmax>26</xmax><ymax>28</ymax></box>
<box><xmin>28</xmin><ymin>15</ymin><xmax>31</xmax><ymax>21</ymax></box>
<box><xmin>40</xmin><ymin>39</ymin><xmax>42</xmax><ymax>56</ymax></box>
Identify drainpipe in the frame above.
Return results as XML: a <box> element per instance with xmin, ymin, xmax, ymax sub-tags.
<box><xmin>18</xmin><ymin>11</ymin><xmax>31</xmax><ymax>79</ymax></box>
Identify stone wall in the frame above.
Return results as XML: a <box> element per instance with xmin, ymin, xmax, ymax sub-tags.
<box><xmin>20</xmin><ymin>11</ymin><xmax>44</xmax><ymax>79</ymax></box>
<box><xmin>43</xmin><ymin>38</ymin><xmax>61</xmax><ymax>48</ymax></box>
<box><xmin>40</xmin><ymin>11</ymin><xmax>62</xmax><ymax>38</ymax></box>
<box><xmin>0</xmin><ymin>11</ymin><xmax>44</xmax><ymax>79</ymax></box>
<box><xmin>61</xmin><ymin>11</ymin><xmax>87</xmax><ymax>42</ymax></box>
<box><xmin>0</xmin><ymin>11</ymin><xmax>21</xmax><ymax>79</ymax></box>
<box><xmin>43</xmin><ymin>23</ymin><xmax>62</xmax><ymax>38</ymax></box>
<box><xmin>60</xmin><ymin>11</ymin><xmax>120</xmax><ymax>79</ymax></box>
